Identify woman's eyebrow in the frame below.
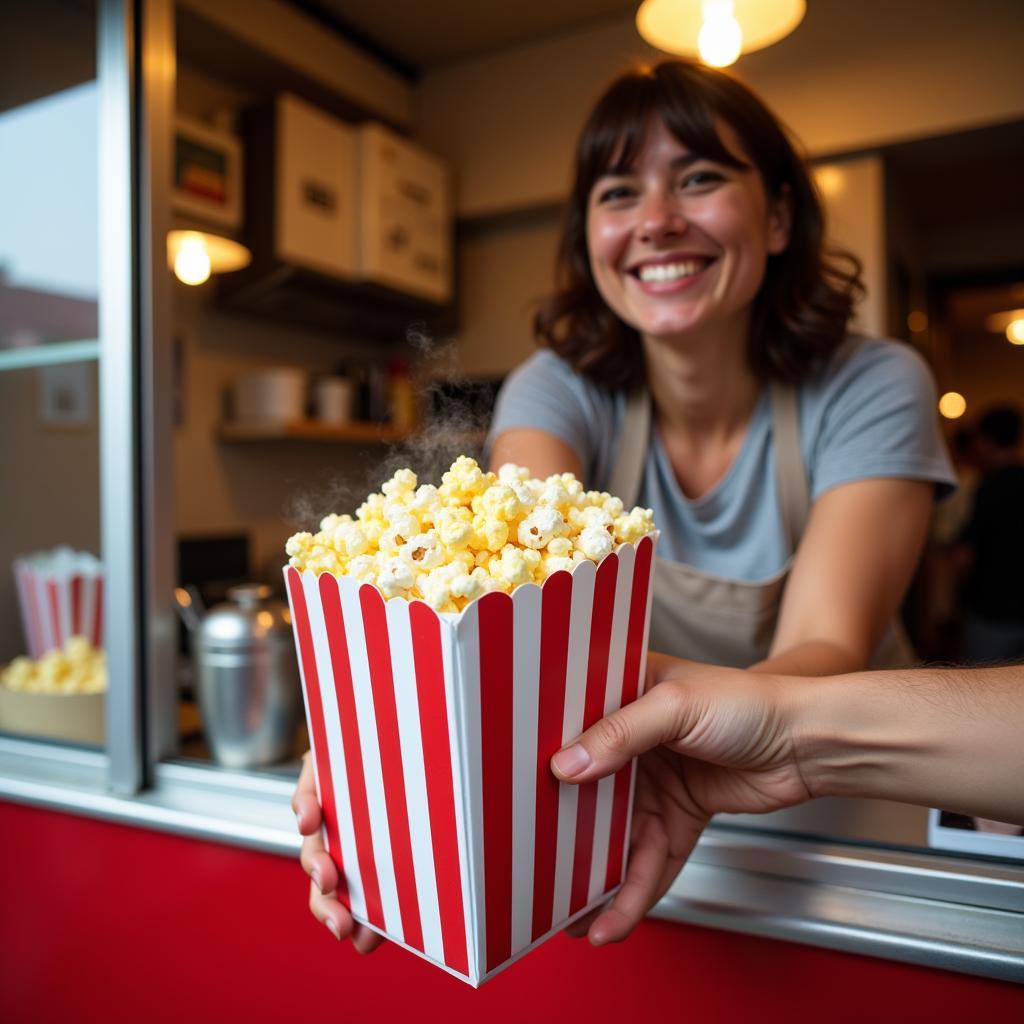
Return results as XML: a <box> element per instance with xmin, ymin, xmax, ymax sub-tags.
<box><xmin>599</xmin><ymin>152</ymin><xmax>710</xmax><ymax>179</ymax></box>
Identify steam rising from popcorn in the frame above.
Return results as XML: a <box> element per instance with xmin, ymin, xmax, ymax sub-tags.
<box><xmin>286</xmin><ymin>456</ymin><xmax>656</xmax><ymax>613</ymax></box>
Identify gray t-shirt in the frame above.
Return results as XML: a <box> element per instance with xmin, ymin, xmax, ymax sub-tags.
<box><xmin>487</xmin><ymin>336</ymin><xmax>956</xmax><ymax>582</ymax></box>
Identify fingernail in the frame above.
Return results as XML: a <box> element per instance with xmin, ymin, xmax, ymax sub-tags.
<box><xmin>552</xmin><ymin>743</ymin><xmax>592</xmax><ymax>778</ymax></box>
<box><xmin>311</xmin><ymin>869</ymin><xmax>322</xmax><ymax>892</ymax></box>
<box><xmin>295</xmin><ymin>811</ymin><xmax>303</xmax><ymax>832</ymax></box>
<box><xmin>325</xmin><ymin>917</ymin><xmax>340</xmax><ymax>940</ymax></box>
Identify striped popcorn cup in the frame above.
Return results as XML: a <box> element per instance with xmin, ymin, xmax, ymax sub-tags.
<box><xmin>13</xmin><ymin>547</ymin><xmax>104</xmax><ymax>659</ymax></box>
<box><xmin>284</xmin><ymin>532</ymin><xmax>656</xmax><ymax>986</ymax></box>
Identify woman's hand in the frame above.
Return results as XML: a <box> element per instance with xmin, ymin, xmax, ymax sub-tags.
<box><xmin>292</xmin><ymin>753</ymin><xmax>385</xmax><ymax>954</ymax></box>
<box><xmin>551</xmin><ymin>656</ymin><xmax>814</xmax><ymax>945</ymax></box>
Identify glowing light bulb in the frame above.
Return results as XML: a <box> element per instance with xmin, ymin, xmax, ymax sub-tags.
<box><xmin>938</xmin><ymin>392</ymin><xmax>967</xmax><ymax>420</ymax></box>
<box><xmin>1006</xmin><ymin>319</ymin><xmax>1024</xmax><ymax>345</ymax></box>
<box><xmin>173</xmin><ymin>234</ymin><xmax>211</xmax><ymax>286</ymax></box>
<box><xmin>698</xmin><ymin>0</ymin><xmax>743</xmax><ymax>67</ymax></box>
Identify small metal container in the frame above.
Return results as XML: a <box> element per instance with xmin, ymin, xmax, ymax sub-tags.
<box><xmin>192</xmin><ymin>583</ymin><xmax>301</xmax><ymax>768</ymax></box>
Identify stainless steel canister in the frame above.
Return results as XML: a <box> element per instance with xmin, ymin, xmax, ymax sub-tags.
<box><xmin>193</xmin><ymin>583</ymin><xmax>301</xmax><ymax>768</ymax></box>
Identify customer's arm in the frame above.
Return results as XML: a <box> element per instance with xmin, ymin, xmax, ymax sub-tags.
<box><xmin>551</xmin><ymin>658</ymin><xmax>1024</xmax><ymax>944</ymax></box>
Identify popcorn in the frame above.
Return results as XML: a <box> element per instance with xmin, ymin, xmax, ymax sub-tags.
<box><xmin>577</xmin><ymin>525</ymin><xmax>614</xmax><ymax>561</ymax></box>
<box><xmin>285</xmin><ymin>457</ymin><xmax>656</xmax><ymax>611</ymax></box>
<box><xmin>1</xmin><ymin>635</ymin><xmax>107</xmax><ymax>695</ymax></box>
<box><xmin>517</xmin><ymin>506</ymin><xmax>566</xmax><ymax>549</ymax></box>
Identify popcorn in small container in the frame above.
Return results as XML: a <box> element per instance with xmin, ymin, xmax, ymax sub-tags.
<box><xmin>283</xmin><ymin>459</ymin><xmax>657</xmax><ymax>986</ymax></box>
<box><xmin>13</xmin><ymin>546</ymin><xmax>104</xmax><ymax>659</ymax></box>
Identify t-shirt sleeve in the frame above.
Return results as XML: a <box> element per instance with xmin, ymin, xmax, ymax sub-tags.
<box><xmin>809</xmin><ymin>339</ymin><xmax>956</xmax><ymax>500</ymax></box>
<box><xmin>486</xmin><ymin>349</ymin><xmax>601</xmax><ymax>470</ymax></box>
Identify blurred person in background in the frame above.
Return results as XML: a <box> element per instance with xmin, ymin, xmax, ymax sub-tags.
<box><xmin>958</xmin><ymin>405</ymin><xmax>1024</xmax><ymax>663</ymax></box>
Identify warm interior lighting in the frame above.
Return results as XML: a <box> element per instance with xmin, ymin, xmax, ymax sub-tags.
<box><xmin>984</xmin><ymin>307</ymin><xmax>1024</xmax><ymax>333</ymax></box>
<box><xmin>636</xmin><ymin>0</ymin><xmax>805</xmax><ymax>66</ymax></box>
<box><xmin>167</xmin><ymin>230</ymin><xmax>251</xmax><ymax>287</ymax></box>
<box><xmin>938</xmin><ymin>392</ymin><xmax>967</xmax><ymax>420</ymax></box>
<box><xmin>697</xmin><ymin>0</ymin><xmax>742</xmax><ymax>67</ymax></box>
<box><xmin>1006</xmin><ymin>318</ymin><xmax>1024</xmax><ymax>345</ymax></box>
<box><xmin>907</xmin><ymin>311</ymin><xmax>928</xmax><ymax>333</ymax></box>
<box><xmin>813</xmin><ymin>165</ymin><xmax>844</xmax><ymax>199</ymax></box>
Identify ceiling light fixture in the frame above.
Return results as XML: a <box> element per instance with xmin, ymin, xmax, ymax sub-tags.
<box><xmin>167</xmin><ymin>230</ymin><xmax>251</xmax><ymax>287</ymax></box>
<box><xmin>636</xmin><ymin>0</ymin><xmax>806</xmax><ymax>68</ymax></box>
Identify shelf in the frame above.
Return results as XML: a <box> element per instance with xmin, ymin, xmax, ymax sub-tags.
<box><xmin>218</xmin><ymin>419</ymin><xmax>411</xmax><ymax>443</ymax></box>
<box><xmin>0</xmin><ymin>339</ymin><xmax>100</xmax><ymax>373</ymax></box>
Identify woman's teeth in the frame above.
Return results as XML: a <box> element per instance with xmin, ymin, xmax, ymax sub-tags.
<box><xmin>636</xmin><ymin>260</ymin><xmax>706</xmax><ymax>283</ymax></box>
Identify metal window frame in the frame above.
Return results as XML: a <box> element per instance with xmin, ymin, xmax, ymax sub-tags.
<box><xmin>98</xmin><ymin>0</ymin><xmax>177</xmax><ymax>796</ymax></box>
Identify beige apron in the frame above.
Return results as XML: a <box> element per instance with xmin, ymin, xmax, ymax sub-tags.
<box><xmin>608</xmin><ymin>384</ymin><xmax>914</xmax><ymax>669</ymax></box>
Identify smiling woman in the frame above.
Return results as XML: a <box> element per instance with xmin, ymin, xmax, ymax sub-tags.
<box><xmin>488</xmin><ymin>60</ymin><xmax>953</xmax><ymax>670</ymax></box>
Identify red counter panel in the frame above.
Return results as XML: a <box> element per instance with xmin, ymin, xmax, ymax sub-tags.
<box><xmin>0</xmin><ymin>800</ymin><xmax>1020</xmax><ymax>1023</ymax></box>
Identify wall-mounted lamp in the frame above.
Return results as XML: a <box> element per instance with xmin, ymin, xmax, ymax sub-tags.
<box><xmin>984</xmin><ymin>308</ymin><xmax>1024</xmax><ymax>346</ymax></box>
<box><xmin>167</xmin><ymin>230</ymin><xmax>251</xmax><ymax>287</ymax></box>
<box><xmin>636</xmin><ymin>0</ymin><xmax>805</xmax><ymax>68</ymax></box>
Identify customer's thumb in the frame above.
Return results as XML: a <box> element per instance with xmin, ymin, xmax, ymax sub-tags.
<box><xmin>550</xmin><ymin>687</ymin><xmax>679</xmax><ymax>783</ymax></box>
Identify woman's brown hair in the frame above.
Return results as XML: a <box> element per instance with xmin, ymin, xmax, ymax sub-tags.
<box><xmin>534</xmin><ymin>60</ymin><xmax>864</xmax><ymax>391</ymax></box>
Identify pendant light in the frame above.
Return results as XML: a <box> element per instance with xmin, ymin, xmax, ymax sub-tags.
<box><xmin>636</xmin><ymin>0</ymin><xmax>806</xmax><ymax>68</ymax></box>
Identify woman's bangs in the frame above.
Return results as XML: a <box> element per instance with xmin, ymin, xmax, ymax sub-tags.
<box><xmin>581</xmin><ymin>71</ymin><xmax>748</xmax><ymax>192</ymax></box>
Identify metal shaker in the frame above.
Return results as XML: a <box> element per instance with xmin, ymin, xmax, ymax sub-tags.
<box><xmin>183</xmin><ymin>583</ymin><xmax>302</xmax><ymax>768</ymax></box>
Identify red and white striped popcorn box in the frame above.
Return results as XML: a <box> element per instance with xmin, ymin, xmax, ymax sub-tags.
<box><xmin>13</xmin><ymin>547</ymin><xmax>104</xmax><ymax>659</ymax></box>
<box><xmin>283</xmin><ymin>533</ymin><xmax>656</xmax><ymax>986</ymax></box>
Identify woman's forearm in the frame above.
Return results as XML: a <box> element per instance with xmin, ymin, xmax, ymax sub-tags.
<box><xmin>785</xmin><ymin>666</ymin><xmax>1024</xmax><ymax>824</ymax></box>
<box><xmin>751</xmin><ymin>640</ymin><xmax>866</xmax><ymax>677</ymax></box>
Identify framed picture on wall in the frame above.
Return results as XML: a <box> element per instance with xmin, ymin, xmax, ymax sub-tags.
<box><xmin>173</xmin><ymin>116</ymin><xmax>243</xmax><ymax>229</ymax></box>
<box><xmin>928</xmin><ymin>807</ymin><xmax>1024</xmax><ymax>861</ymax></box>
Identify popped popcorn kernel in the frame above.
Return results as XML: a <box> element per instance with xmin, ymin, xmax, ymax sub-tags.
<box><xmin>470</xmin><ymin>514</ymin><xmax>509</xmax><ymax>553</ymax></box>
<box><xmin>577</xmin><ymin>525</ymin><xmax>614</xmax><ymax>561</ymax></box>
<box><xmin>381</xmin><ymin>467</ymin><xmax>418</xmax><ymax>499</ymax></box>
<box><xmin>285</xmin><ymin>457</ymin><xmax>656</xmax><ymax>607</ymax></box>
<box><xmin>517</xmin><ymin>506</ymin><xmax>566</xmax><ymax>549</ymax></box>
<box><xmin>400</xmin><ymin>532</ymin><xmax>445</xmax><ymax>571</ymax></box>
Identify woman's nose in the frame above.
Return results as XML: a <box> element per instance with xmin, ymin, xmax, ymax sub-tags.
<box><xmin>638</xmin><ymin>191</ymin><xmax>686</xmax><ymax>240</ymax></box>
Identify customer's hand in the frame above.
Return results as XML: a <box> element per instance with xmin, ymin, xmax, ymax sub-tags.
<box><xmin>292</xmin><ymin>753</ymin><xmax>385</xmax><ymax>954</ymax></box>
<box><xmin>551</xmin><ymin>656</ymin><xmax>813</xmax><ymax>946</ymax></box>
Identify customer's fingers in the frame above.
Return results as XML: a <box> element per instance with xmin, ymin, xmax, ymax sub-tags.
<box><xmin>300</xmin><ymin>833</ymin><xmax>339</xmax><ymax>896</ymax></box>
<box><xmin>551</xmin><ymin>683</ymin><xmax>692</xmax><ymax>784</ymax></box>
<box><xmin>351</xmin><ymin>924</ymin><xmax>386</xmax><ymax>955</ymax></box>
<box><xmin>292</xmin><ymin>753</ymin><xmax>322</xmax><ymax>835</ymax></box>
<box><xmin>563</xmin><ymin>904</ymin><xmax>604</xmax><ymax>939</ymax></box>
<box><xmin>585</xmin><ymin>815</ymin><xmax>672</xmax><ymax>945</ymax></box>
<box><xmin>309</xmin><ymin>883</ymin><xmax>355</xmax><ymax>941</ymax></box>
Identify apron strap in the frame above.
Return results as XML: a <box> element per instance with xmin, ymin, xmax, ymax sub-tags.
<box><xmin>769</xmin><ymin>382</ymin><xmax>811</xmax><ymax>552</ymax></box>
<box><xmin>608</xmin><ymin>388</ymin><xmax>650</xmax><ymax>509</ymax></box>
<box><xmin>609</xmin><ymin>382</ymin><xmax>811</xmax><ymax>554</ymax></box>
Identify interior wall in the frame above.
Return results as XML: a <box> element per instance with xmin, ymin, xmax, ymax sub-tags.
<box><xmin>172</xmin><ymin>286</ymin><xmax>392</xmax><ymax>582</ymax></box>
<box><xmin>813</xmin><ymin>156</ymin><xmax>886</xmax><ymax>338</ymax></box>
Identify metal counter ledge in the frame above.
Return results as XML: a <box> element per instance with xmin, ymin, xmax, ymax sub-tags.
<box><xmin>1</xmin><ymin>733</ymin><xmax>1022</xmax><ymax>984</ymax></box>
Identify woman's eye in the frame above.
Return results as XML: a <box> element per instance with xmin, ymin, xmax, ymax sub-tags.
<box><xmin>596</xmin><ymin>184</ymin><xmax>635</xmax><ymax>204</ymax></box>
<box><xmin>680</xmin><ymin>170</ymin><xmax>724</xmax><ymax>190</ymax></box>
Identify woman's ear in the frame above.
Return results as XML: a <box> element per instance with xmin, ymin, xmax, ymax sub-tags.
<box><xmin>767</xmin><ymin>184</ymin><xmax>793</xmax><ymax>255</ymax></box>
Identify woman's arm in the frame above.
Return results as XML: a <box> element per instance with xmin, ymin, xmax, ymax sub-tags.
<box><xmin>488</xmin><ymin>428</ymin><xmax>584</xmax><ymax>479</ymax></box>
<box><xmin>755</xmin><ymin>478</ymin><xmax>933</xmax><ymax>675</ymax></box>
